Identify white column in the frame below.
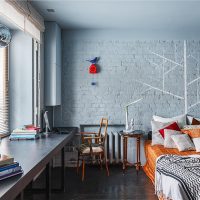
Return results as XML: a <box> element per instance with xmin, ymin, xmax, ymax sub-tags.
<box><xmin>125</xmin><ymin>106</ymin><xmax>128</xmax><ymax>130</ymax></box>
<box><xmin>184</xmin><ymin>40</ymin><xmax>187</xmax><ymax>114</ymax></box>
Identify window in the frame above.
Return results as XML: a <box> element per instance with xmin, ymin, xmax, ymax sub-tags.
<box><xmin>0</xmin><ymin>47</ymin><xmax>9</xmax><ymax>137</ymax></box>
<box><xmin>33</xmin><ymin>39</ymin><xmax>41</xmax><ymax>127</ymax></box>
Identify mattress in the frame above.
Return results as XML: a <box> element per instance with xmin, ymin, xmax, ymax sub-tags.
<box><xmin>143</xmin><ymin>140</ymin><xmax>200</xmax><ymax>184</ymax></box>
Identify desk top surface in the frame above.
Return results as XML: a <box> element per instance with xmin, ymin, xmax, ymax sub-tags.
<box><xmin>121</xmin><ymin>130</ymin><xmax>145</xmax><ymax>137</ymax></box>
<box><xmin>0</xmin><ymin>132</ymin><xmax>74</xmax><ymax>200</ymax></box>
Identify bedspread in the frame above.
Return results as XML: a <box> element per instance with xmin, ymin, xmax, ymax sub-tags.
<box><xmin>143</xmin><ymin>140</ymin><xmax>200</xmax><ymax>184</ymax></box>
<box><xmin>156</xmin><ymin>154</ymin><xmax>200</xmax><ymax>200</ymax></box>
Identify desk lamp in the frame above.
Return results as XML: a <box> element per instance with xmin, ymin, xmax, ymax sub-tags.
<box><xmin>125</xmin><ymin>99</ymin><xmax>141</xmax><ymax>132</ymax></box>
<box><xmin>44</xmin><ymin>111</ymin><xmax>51</xmax><ymax>134</ymax></box>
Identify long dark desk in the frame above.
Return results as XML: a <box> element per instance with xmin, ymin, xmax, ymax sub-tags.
<box><xmin>0</xmin><ymin>132</ymin><xmax>75</xmax><ymax>200</ymax></box>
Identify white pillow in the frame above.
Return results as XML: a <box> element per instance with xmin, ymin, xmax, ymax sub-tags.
<box><xmin>164</xmin><ymin>129</ymin><xmax>182</xmax><ymax>148</ymax></box>
<box><xmin>151</xmin><ymin>120</ymin><xmax>173</xmax><ymax>146</ymax></box>
<box><xmin>153</xmin><ymin>114</ymin><xmax>186</xmax><ymax>128</ymax></box>
<box><xmin>192</xmin><ymin>138</ymin><xmax>200</xmax><ymax>152</ymax></box>
<box><xmin>171</xmin><ymin>134</ymin><xmax>195</xmax><ymax>152</ymax></box>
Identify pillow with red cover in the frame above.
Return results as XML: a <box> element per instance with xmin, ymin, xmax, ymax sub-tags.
<box><xmin>159</xmin><ymin>122</ymin><xmax>181</xmax><ymax>138</ymax></box>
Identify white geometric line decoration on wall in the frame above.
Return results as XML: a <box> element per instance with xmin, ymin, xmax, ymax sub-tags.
<box><xmin>184</xmin><ymin>40</ymin><xmax>187</xmax><ymax>114</ymax></box>
<box><xmin>125</xmin><ymin>41</ymin><xmax>187</xmax><ymax>129</ymax></box>
<box><xmin>57</xmin><ymin>36</ymin><xmax>200</xmax><ymax>129</ymax></box>
<box><xmin>126</xmin><ymin>40</ymin><xmax>185</xmax><ymax>108</ymax></box>
<box><xmin>187</xmin><ymin>51</ymin><xmax>200</xmax><ymax>110</ymax></box>
<box><xmin>125</xmin><ymin>40</ymin><xmax>199</xmax><ymax>123</ymax></box>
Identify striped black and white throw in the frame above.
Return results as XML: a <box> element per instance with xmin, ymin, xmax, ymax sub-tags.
<box><xmin>156</xmin><ymin>155</ymin><xmax>200</xmax><ymax>200</ymax></box>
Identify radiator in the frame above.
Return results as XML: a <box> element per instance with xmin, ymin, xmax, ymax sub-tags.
<box><xmin>106</xmin><ymin>132</ymin><xmax>123</xmax><ymax>164</ymax></box>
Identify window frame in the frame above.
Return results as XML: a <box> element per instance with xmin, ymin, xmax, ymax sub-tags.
<box><xmin>33</xmin><ymin>39</ymin><xmax>41</xmax><ymax>127</ymax></box>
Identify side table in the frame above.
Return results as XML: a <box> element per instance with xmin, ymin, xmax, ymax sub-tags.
<box><xmin>121</xmin><ymin>130</ymin><xmax>144</xmax><ymax>174</ymax></box>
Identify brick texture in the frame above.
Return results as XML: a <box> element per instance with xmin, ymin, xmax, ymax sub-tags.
<box><xmin>54</xmin><ymin>32</ymin><xmax>200</xmax><ymax>131</ymax></box>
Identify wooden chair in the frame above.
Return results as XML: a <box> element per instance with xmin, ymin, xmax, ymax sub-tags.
<box><xmin>77</xmin><ymin>118</ymin><xmax>109</xmax><ymax>181</ymax></box>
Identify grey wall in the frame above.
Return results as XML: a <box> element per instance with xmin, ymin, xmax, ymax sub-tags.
<box><xmin>9</xmin><ymin>30</ymin><xmax>33</xmax><ymax>131</ymax></box>
<box><xmin>54</xmin><ymin>30</ymin><xmax>200</xmax><ymax>131</ymax></box>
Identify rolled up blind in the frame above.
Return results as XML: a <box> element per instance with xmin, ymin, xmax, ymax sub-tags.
<box><xmin>0</xmin><ymin>47</ymin><xmax>9</xmax><ymax>137</ymax></box>
<box><xmin>0</xmin><ymin>0</ymin><xmax>44</xmax><ymax>42</ymax></box>
<box><xmin>5</xmin><ymin>0</ymin><xmax>45</xmax><ymax>32</ymax></box>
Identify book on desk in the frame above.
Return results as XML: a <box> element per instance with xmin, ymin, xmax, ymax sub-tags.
<box><xmin>9</xmin><ymin>127</ymin><xmax>40</xmax><ymax>140</ymax></box>
<box><xmin>9</xmin><ymin>134</ymin><xmax>40</xmax><ymax>140</ymax></box>
<box><xmin>0</xmin><ymin>154</ymin><xmax>23</xmax><ymax>180</ymax></box>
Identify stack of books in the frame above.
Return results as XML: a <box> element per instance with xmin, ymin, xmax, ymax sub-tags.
<box><xmin>9</xmin><ymin>127</ymin><xmax>40</xmax><ymax>140</ymax></box>
<box><xmin>0</xmin><ymin>154</ymin><xmax>23</xmax><ymax>180</ymax></box>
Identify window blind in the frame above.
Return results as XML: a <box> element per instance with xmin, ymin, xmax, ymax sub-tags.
<box><xmin>0</xmin><ymin>47</ymin><xmax>9</xmax><ymax>137</ymax></box>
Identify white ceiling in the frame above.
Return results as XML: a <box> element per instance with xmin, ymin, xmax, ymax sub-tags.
<box><xmin>31</xmin><ymin>0</ymin><xmax>200</xmax><ymax>32</ymax></box>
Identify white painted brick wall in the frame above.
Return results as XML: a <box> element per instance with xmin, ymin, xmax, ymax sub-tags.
<box><xmin>55</xmin><ymin>32</ymin><xmax>200</xmax><ymax>130</ymax></box>
<box><xmin>53</xmin><ymin>31</ymin><xmax>200</xmax><ymax>164</ymax></box>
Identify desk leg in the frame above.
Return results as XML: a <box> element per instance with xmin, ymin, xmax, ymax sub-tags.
<box><xmin>123</xmin><ymin>136</ymin><xmax>125</xmax><ymax>173</ymax></box>
<box><xmin>61</xmin><ymin>147</ymin><xmax>66</xmax><ymax>192</ymax></box>
<box><xmin>46</xmin><ymin>162</ymin><xmax>51</xmax><ymax>200</ymax></box>
<box><xmin>123</xmin><ymin>136</ymin><xmax>127</xmax><ymax>174</ymax></box>
<box><xmin>138</xmin><ymin>137</ymin><xmax>141</xmax><ymax>168</ymax></box>
<box><xmin>20</xmin><ymin>190</ymin><xmax>24</xmax><ymax>200</ymax></box>
<box><xmin>125</xmin><ymin>137</ymin><xmax>127</xmax><ymax>166</ymax></box>
<box><xmin>136</xmin><ymin>137</ymin><xmax>141</xmax><ymax>173</ymax></box>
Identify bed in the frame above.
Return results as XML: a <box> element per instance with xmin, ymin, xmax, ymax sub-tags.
<box><xmin>143</xmin><ymin>140</ymin><xmax>200</xmax><ymax>183</ymax></box>
<box><xmin>143</xmin><ymin>140</ymin><xmax>200</xmax><ymax>200</ymax></box>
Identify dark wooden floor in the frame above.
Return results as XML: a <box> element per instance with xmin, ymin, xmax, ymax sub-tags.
<box><xmin>24</xmin><ymin>165</ymin><xmax>158</xmax><ymax>200</ymax></box>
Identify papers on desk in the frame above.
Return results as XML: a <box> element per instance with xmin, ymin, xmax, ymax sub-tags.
<box><xmin>12</xmin><ymin>129</ymin><xmax>38</xmax><ymax>134</ymax></box>
<box><xmin>0</xmin><ymin>154</ymin><xmax>14</xmax><ymax>166</ymax></box>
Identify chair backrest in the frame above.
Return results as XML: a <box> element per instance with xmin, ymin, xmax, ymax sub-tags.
<box><xmin>97</xmin><ymin>118</ymin><xmax>108</xmax><ymax>145</ymax></box>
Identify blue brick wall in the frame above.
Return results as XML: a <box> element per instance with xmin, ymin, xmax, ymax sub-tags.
<box><xmin>52</xmin><ymin>30</ymin><xmax>200</xmax><ymax>164</ymax></box>
<box><xmin>54</xmin><ymin>31</ymin><xmax>200</xmax><ymax>131</ymax></box>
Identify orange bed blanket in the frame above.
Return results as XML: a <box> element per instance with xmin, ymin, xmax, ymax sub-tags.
<box><xmin>143</xmin><ymin>140</ymin><xmax>200</xmax><ymax>184</ymax></box>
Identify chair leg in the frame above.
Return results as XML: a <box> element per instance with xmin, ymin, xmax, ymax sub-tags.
<box><xmin>105</xmin><ymin>156</ymin><xmax>109</xmax><ymax>176</ymax></box>
<box><xmin>77</xmin><ymin>153</ymin><xmax>80</xmax><ymax>174</ymax></box>
<box><xmin>82</xmin><ymin>159</ymin><xmax>85</xmax><ymax>181</ymax></box>
<box><xmin>99</xmin><ymin>154</ymin><xmax>103</xmax><ymax>170</ymax></box>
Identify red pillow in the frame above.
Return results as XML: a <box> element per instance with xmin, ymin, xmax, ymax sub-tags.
<box><xmin>159</xmin><ymin>122</ymin><xmax>181</xmax><ymax>138</ymax></box>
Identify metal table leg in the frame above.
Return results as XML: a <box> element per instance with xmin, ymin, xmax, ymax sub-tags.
<box><xmin>61</xmin><ymin>147</ymin><xmax>66</xmax><ymax>192</ymax></box>
<box><xmin>20</xmin><ymin>190</ymin><xmax>24</xmax><ymax>200</ymax></box>
<box><xmin>46</xmin><ymin>162</ymin><xmax>51</xmax><ymax>200</ymax></box>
